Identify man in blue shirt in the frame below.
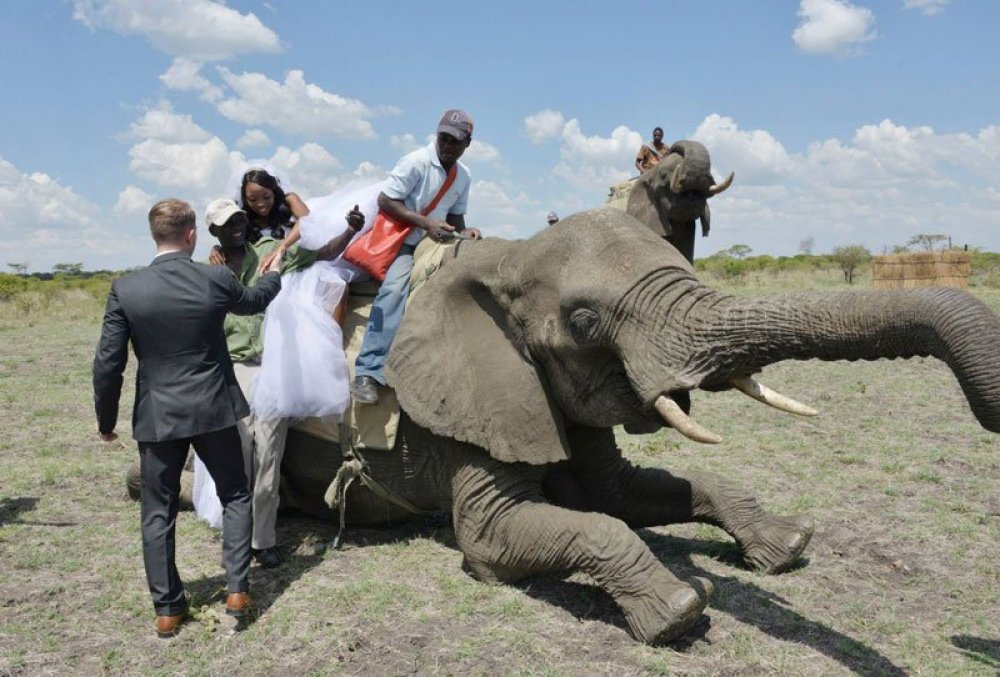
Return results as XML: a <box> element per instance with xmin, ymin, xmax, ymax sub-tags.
<box><xmin>352</xmin><ymin>110</ymin><xmax>482</xmax><ymax>405</ymax></box>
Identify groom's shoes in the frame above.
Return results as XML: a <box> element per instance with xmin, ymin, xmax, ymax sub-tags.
<box><xmin>155</xmin><ymin>612</ymin><xmax>188</xmax><ymax>638</ymax></box>
<box><xmin>352</xmin><ymin>376</ymin><xmax>379</xmax><ymax>405</ymax></box>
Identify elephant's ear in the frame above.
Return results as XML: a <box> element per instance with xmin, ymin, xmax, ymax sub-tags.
<box><xmin>627</xmin><ymin>176</ymin><xmax>669</xmax><ymax>237</ymax></box>
<box><xmin>385</xmin><ymin>240</ymin><xmax>570</xmax><ymax>465</ymax></box>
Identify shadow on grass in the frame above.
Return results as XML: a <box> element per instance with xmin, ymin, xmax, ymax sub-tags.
<box><xmin>639</xmin><ymin>530</ymin><xmax>906</xmax><ymax>675</ymax></box>
<box><xmin>950</xmin><ymin>635</ymin><xmax>999</xmax><ymax>669</ymax></box>
<box><xmin>0</xmin><ymin>496</ymin><xmax>76</xmax><ymax>527</ymax></box>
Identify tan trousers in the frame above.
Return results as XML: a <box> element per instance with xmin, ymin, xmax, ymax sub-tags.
<box><xmin>232</xmin><ymin>361</ymin><xmax>290</xmax><ymax>551</ymax></box>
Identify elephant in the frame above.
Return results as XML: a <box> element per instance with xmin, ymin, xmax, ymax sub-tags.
<box><xmin>618</xmin><ymin>139</ymin><xmax>734</xmax><ymax>262</ymax></box>
<box><xmin>125</xmin><ymin>208</ymin><xmax>1000</xmax><ymax>645</ymax></box>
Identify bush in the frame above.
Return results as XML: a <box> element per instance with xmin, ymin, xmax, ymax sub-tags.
<box><xmin>0</xmin><ymin>274</ymin><xmax>27</xmax><ymax>300</ymax></box>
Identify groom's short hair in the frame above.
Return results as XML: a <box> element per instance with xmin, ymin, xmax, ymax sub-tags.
<box><xmin>149</xmin><ymin>199</ymin><xmax>195</xmax><ymax>244</ymax></box>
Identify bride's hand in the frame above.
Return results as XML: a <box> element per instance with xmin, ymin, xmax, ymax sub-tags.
<box><xmin>258</xmin><ymin>248</ymin><xmax>283</xmax><ymax>274</ymax></box>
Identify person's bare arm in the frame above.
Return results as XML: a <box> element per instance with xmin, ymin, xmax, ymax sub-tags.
<box><xmin>314</xmin><ymin>205</ymin><xmax>365</xmax><ymax>261</ymax></box>
<box><xmin>377</xmin><ymin>192</ymin><xmax>456</xmax><ymax>242</ymax></box>
<box><xmin>259</xmin><ymin>193</ymin><xmax>311</xmax><ymax>272</ymax></box>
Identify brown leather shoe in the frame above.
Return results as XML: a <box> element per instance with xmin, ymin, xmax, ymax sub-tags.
<box><xmin>155</xmin><ymin>612</ymin><xmax>187</xmax><ymax>638</ymax></box>
<box><xmin>225</xmin><ymin>592</ymin><xmax>254</xmax><ymax>618</ymax></box>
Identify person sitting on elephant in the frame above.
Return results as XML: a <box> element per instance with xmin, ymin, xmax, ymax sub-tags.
<box><xmin>350</xmin><ymin>109</ymin><xmax>483</xmax><ymax>406</ymax></box>
<box><xmin>197</xmin><ymin>197</ymin><xmax>363</xmax><ymax>569</ymax></box>
<box><xmin>634</xmin><ymin>126</ymin><xmax>670</xmax><ymax>174</ymax></box>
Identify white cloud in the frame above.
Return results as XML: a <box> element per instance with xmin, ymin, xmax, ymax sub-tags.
<box><xmin>261</xmin><ymin>143</ymin><xmax>342</xmax><ymax>198</ymax></box>
<box><xmin>903</xmin><ymin>0</ymin><xmax>949</xmax><ymax>15</ymax></box>
<box><xmin>390</xmin><ymin>133</ymin><xmax>421</xmax><ymax>154</ymax></box>
<box><xmin>792</xmin><ymin>0</ymin><xmax>876</xmax><ymax>57</ymax></box>
<box><xmin>551</xmin><ymin>119</ymin><xmax>643</xmax><ymax>193</ymax></box>
<box><xmin>524</xmin><ymin>109</ymin><xmax>567</xmax><ymax>144</ymax></box>
<box><xmin>463</xmin><ymin>140</ymin><xmax>502</xmax><ymax>166</ymax></box>
<box><xmin>160</xmin><ymin>58</ymin><xmax>223</xmax><ymax>102</ymax></box>
<box><xmin>236</xmin><ymin>129</ymin><xmax>270</xmax><ymax>148</ymax></box>
<box><xmin>469</xmin><ymin>180</ymin><xmax>537</xmax><ymax>239</ymax></box>
<box><xmin>692</xmin><ymin>114</ymin><xmax>794</xmax><ymax>184</ymax></box>
<box><xmin>124</xmin><ymin>102</ymin><xmax>212</xmax><ymax>143</ymax></box>
<box><xmin>72</xmin><ymin>0</ymin><xmax>281</xmax><ymax>61</ymax></box>
<box><xmin>0</xmin><ymin>154</ymin><xmax>146</xmax><ymax>272</ymax></box>
<box><xmin>113</xmin><ymin>185</ymin><xmax>153</xmax><ymax>215</ymax></box>
<box><xmin>214</xmin><ymin>68</ymin><xmax>377</xmax><ymax>139</ymax></box>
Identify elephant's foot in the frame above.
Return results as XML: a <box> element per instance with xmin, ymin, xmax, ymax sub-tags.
<box><xmin>621</xmin><ymin>577</ymin><xmax>713</xmax><ymax>645</ymax></box>
<box><xmin>123</xmin><ymin>460</ymin><xmax>195</xmax><ymax>509</ymax></box>
<box><xmin>737</xmin><ymin>514</ymin><xmax>814</xmax><ymax>574</ymax></box>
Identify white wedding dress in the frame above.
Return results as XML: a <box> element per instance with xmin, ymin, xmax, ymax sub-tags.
<box><xmin>192</xmin><ymin>175</ymin><xmax>384</xmax><ymax>529</ymax></box>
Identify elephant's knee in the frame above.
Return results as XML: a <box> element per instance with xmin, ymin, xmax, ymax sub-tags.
<box><xmin>125</xmin><ymin>460</ymin><xmax>140</xmax><ymax>501</ymax></box>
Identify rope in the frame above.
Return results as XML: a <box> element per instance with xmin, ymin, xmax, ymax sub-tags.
<box><xmin>323</xmin><ymin>420</ymin><xmax>432</xmax><ymax>550</ymax></box>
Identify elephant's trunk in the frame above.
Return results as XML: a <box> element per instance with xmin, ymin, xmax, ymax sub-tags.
<box><xmin>695</xmin><ymin>287</ymin><xmax>1000</xmax><ymax>432</ymax></box>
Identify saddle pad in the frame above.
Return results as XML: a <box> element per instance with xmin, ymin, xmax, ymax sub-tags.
<box><xmin>291</xmin><ymin>238</ymin><xmax>459</xmax><ymax>450</ymax></box>
<box><xmin>606</xmin><ymin>178</ymin><xmax>637</xmax><ymax>212</ymax></box>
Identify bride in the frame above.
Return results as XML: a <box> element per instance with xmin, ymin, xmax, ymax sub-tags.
<box><xmin>192</xmin><ymin>166</ymin><xmax>384</xmax><ymax>529</ymax></box>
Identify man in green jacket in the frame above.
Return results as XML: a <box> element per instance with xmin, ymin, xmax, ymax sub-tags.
<box><xmin>203</xmin><ymin>198</ymin><xmax>360</xmax><ymax>568</ymax></box>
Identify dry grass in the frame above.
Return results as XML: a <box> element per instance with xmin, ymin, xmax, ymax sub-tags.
<box><xmin>0</xmin><ymin>280</ymin><xmax>998</xmax><ymax>675</ymax></box>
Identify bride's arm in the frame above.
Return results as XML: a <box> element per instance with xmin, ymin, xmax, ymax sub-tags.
<box><xmin>258</xmin><ymin>193</ymin><xmax>310</xmax><ymax>272</ymax></box>
<box><xmin>315</xmin><ymin>205</ymin><xmax>365</xmax><ymax>261</ymax></box>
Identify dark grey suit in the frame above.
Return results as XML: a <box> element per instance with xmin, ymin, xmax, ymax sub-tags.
<box><xmin>93</xmin><ymin>251</ymin><xmax>280</xmax><ymax>615</ymax></box>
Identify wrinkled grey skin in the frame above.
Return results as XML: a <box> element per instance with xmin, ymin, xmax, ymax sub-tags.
<box><xmin>128</xmin><ymin>209</ymin><xmax>1000</xmax><ymax>645</ymax></box>
<box><xmin>626</xmin><ymin>140</ymin><xmax>732</xmax><ymax>262</ymax></box>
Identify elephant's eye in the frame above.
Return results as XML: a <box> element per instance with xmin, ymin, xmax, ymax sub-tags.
<box><xmin>567</xmin><ymin>307</ymin><xmax>601</xmax><ymax>343</ymax></box>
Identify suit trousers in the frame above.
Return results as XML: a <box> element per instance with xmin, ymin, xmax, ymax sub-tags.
<box><xmin>138</xmin><ymin>426</ymin><xmax>252</xmax><ymax>615</ymax></box>
<box><xmin>232</xmin><ymin>361</ymin><xmax>290</xmax><ymax>551</ymax></box>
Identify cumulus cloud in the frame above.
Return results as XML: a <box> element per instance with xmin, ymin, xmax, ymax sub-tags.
<box><xmin>124</xmin><ymin>102</ymin><xmax>212</xmax><ymax>143</ymax></box>
<box><xmin>551</xmin><ymin>119</ymin><xmax>643</xmax><ymax>193</ymax></box>
<box><xmin>214</xmin><ymin>68</ymin><xmax>378</xmax><ymax>139</ymax></box>
<box><xmin>469</xmin><ymin>180</ymin><xmax>537</xmax><ymax>239</ymax></box>
<box><xmin>113</xmin><ymin>185</ymin><xmax>153</xmax><ymax>215</ymax></box>
<box><xmin>390</xmin><ymin>134</ymin><xmax>421</xmax><ymax>154</ymax></box>
<box><xmin>260</xmin><ymin>142</ymin><xmax>343</xmax><ymax>197</ymax></box>
<box><xmin>0</xmin><ymin>154</ymin><xmax>144</xmax><ymax>271</ymax></box>
<box><xmin>691</xmin><ymin>116</ymin><xmax>1000</xmax><ymax>257</ymax></box>
<box><xmin>72</xmin><ymin>0</ymin><xmax>280</xmax><ymax>61</ymax></box>
<box><xmin>692</xmin><ymin>114</ymin><xmax>794</xmax><ymax>184</ymax></box>
<box><xmin>236</xmin><ymin>129</ymin><xmax>270</xmax><ymax>148</ymax></box>
<box><xmin>524</xmin><ymin>109</ymin><xmax>567</xmax><ymax>144</ymax></box>
<box><xmin>463</xmin><ymin>140</ymin><xmax>502</xmax><ymax>166</ymax></box>
<box><xmin>792</xmin><ymin>0</ymin><xmax>876</xmax><ymax>57</ymax></box>
<box><xmin>160</xmin><ymin>58</ymin><xmax>223</xmax><ymax>102</ymax></box>
<box><xmin>903</xmin><ymin>0</ymin><xmax>949</xmax><ymax>15</ymax></box>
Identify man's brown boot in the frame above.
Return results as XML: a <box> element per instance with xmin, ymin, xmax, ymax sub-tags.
<box><xmin>225</xmin><ymin>592</ymin><xmax>254</xmax><ymax>618</ymax></box>
<box><xmin>155</xmin><ymin>613</ymin><xmax>187</xmax><ymax>638</ymax></box>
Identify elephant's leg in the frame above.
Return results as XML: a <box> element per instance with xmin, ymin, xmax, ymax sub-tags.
<box><xmin>452</xmin><ymin>457</ymin><xmax>712</xmax><ymax>645</ymax></box>
<box><xmin>557</xmin><ymin>427</ymin><xmax>813</xmax><ymax>574</ymax></box>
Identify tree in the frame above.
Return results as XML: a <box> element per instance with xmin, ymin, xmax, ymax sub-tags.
<box><xmin>6</xmin><ymin>262</ymin><xmax>27</xmax><ymax>276</ymax></box>
<box><xmin>906</xmin><ymin>234</ymin><xmax>948</xmax><ymax>252</ymax></box>
<box><xmin>831</xmin><ymin>245</ymin><xmax>871</xmax><ymax>284</ymax></box>
<box><xmin>724</xmin><ymin>244</ymin><xmax>753</xmax><ymax>260</ymax></box>
<box><xmin>53</xmin><ymin>262</ymin><xmax>83</xmax><ymax>275</ymax></box>
<box><xmin>798</xmin><ymin>237</ymin><xmax>815</xmax><ymax>256</ymax></box>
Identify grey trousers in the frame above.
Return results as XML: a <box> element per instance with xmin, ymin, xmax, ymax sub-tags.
<box><xmin>232</xmin><ymin>361</ymin><xmax>291</xmax><ymax>551</ymax></box>
<box><xmin>138</xmin><ymin>426</ymin><xmax>251</xmax><ymax>616</ymax></box>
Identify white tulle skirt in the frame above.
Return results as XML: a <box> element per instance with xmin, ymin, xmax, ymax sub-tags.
<box><xmin>193</xmin><ymin>178</ymin><xmax>385</xmax><ymax>530</ymax></box>
<box><xmin>248</xmin><ymin>178</ymin><xmax>385</xmax><ymax>421</ymax></box>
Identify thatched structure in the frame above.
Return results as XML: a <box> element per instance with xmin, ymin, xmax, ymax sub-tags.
<box><xmin>871</xmin><ymin>251</ymin><xmax>971</xmax><ymax>289</ymax></box>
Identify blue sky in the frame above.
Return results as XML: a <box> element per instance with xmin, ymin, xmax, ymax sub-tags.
<box><xmin>1</xmin><ymin>0</ymin><xmax>998</xmax><ymax>271</ymax></box>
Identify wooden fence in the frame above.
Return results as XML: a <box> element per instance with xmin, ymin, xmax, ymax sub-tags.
<box><xmin>871</xmin><ymin>251</ymin><xmax>971</xmax><ymax>289</ymax></box>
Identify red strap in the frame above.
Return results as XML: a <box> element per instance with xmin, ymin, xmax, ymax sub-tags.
<box><xmin>420</xmin><ymin>164</ymin><xmax>458</xmax><ymax>216</ymax></box>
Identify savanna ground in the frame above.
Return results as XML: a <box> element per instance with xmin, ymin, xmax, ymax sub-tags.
<box><xmin>0</xmin><ymin>267</ymin><xmax>998</xmax><ymax>676</ymax></box>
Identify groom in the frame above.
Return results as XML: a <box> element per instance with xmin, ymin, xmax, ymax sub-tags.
<box><xmin>93</xmin><ymin>199</ymin><xmax>281</xmax><ymax>637</ymax></box>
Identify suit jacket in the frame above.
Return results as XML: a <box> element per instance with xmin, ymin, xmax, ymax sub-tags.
<box><xmin>93</xmin><ymin>251</ymin><xmax>281</xmax><ymax>442</ymax></box>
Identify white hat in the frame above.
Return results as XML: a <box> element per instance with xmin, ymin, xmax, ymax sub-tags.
<box><xmin>205</xmin><ymin>198</ymin><xmax>244</xmax><ymax>227</ymax></box>
<box><xmin>545</xmin><ymin>211</ymin><xmax>559</xmax><ymax>223</ymax></box>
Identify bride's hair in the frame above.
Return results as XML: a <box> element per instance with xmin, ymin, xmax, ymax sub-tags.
<box><xmin>240</xmin><ymin>168</ymin><xmax>293</xmax><ymax>242</ymax></box>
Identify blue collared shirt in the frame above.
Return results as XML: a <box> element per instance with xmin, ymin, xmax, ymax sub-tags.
<box><xmin>383</xmin><ymin>142</ymin><xmax>471</xmax><ymax>245</ymax></box>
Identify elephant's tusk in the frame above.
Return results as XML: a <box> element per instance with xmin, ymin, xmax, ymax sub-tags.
<box><xmin>670</xmin><ymin>164</ymin><xmax>684</xmax><ymax>194</ymax></box>
<box><xmin>653</xmin><ymin>395</ymin><xmax>722</xmax><ymax>444</ymax></box>
<box><xmin>707</xmin><ymin>172</ymin><xmax>734</xmax><ymax>196</ymax></box>
<box><xmin>730</xmin><ymin>376</ymin><xmax>818</xmax><ymax>417</ymax></box>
